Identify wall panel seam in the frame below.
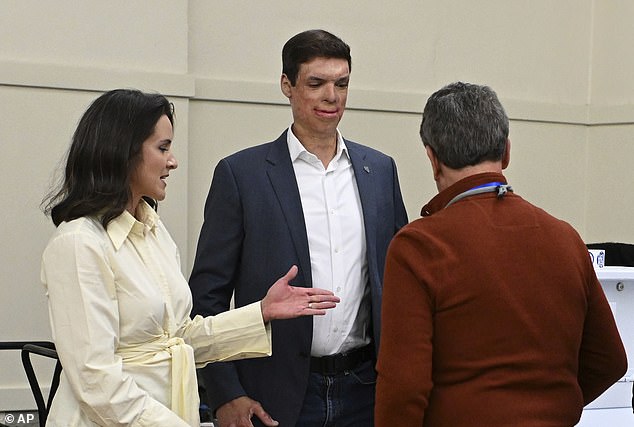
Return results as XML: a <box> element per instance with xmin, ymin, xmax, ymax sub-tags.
<box><xmin>2</xmin><ymin>61</ymin><xmax>633</xmax><ymax>126</ymax></box>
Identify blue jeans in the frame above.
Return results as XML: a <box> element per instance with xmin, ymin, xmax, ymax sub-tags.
<box><xmin>296</xmin><ymin>359</ymin><xmax>376</xmax><ymax>427</ymax></box>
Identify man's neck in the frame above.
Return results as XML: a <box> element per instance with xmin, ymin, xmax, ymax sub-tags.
<box><xmin>437</xmin><ymin>161</ymin><xmax>503</xmax><ymax>192</ymax></box>
<box><xmin>292</xmin><ymin>125</ymin><xmax>338</xmax><ymax>168</ymax></box>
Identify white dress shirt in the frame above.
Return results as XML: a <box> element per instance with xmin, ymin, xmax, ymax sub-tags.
<box><xmin>41</xmin><ymin>201</ymin><xmax>272</xmax><ymax>427</ymax></box>
<box><xmin>287</xmin><ymin>127</ymin><xmax>370</xmax><ymax>357</ymax></box>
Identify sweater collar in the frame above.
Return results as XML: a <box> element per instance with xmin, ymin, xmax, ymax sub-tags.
<box><xmin>420</xmin><ymin>172</ymin><xmax>508</xmax><ymax>217</ymax></box>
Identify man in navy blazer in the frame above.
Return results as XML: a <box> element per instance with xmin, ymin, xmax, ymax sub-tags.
<box><xmin>190</xmin><ymin>29</ymin><xmax>408</xmax><ymax>427</ymax></box>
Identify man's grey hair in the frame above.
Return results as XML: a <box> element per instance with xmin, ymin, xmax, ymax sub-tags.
<box><xmin>420</xmin><ymin>82</ymin><xmax>509</xmax><ymax>169</ymax></box>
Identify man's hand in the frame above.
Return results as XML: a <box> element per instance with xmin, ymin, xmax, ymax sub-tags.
<box><xmin>260</xmin><ymin>265</ymin><xmax>340</xmax><ymax>322</ymax></box>
<box><xmin>215</xmin><ymin>396</ymin><xmax>278</xmax><ymax>427</ymax></box>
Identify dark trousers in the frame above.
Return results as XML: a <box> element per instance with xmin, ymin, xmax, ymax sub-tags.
<box><xmin>296</xmin><ymin>358</ymin><xmax>376</xmax><ymax>426</ymax></box>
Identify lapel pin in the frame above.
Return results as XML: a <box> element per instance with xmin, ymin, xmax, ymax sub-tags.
<box><xmin>363</xmin><ymin>166</ymin><xmax>370</xmax><ymax>173</ymax></box>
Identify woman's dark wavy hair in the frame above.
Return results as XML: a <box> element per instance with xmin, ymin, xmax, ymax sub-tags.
<box><xmin>43</xmin><ymin>89</ymin><xmax>174</xmax><ymax>228</ymax></box>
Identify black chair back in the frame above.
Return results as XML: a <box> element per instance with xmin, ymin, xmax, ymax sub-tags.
<box><xmin>0</xmin><ymin>341</ymin><xmax>61</xmax><ymax>427</ymax></box>
<box><xmin>21</xmin><ymin>343</ymin><xmax>61</xmax><ymax>426</ymax></box>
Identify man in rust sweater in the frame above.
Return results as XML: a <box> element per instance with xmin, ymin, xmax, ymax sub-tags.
<box><xmin>375</xmin><ymin>82</ymin><xmax>627</xmax><ymax>426</ymax></box>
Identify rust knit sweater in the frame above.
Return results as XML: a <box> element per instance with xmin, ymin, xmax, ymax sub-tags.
<box><xmin>375</xmin><ymin>172</ymin><xmax>627</xmax><ymax>427</ymax></box>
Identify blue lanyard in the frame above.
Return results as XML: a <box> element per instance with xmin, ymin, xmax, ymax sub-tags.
<box><xmin>444</xmin><ymin>182</ymin><xmax>513</xmax><ymax>209</ymax></box>
<box><xmin>470</xmin><ymin>182</ymin><xmax>503</xmax><ymax>190</ymax></box>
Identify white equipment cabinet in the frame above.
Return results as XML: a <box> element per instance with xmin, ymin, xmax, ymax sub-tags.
<box><xmin>576</xmin><ymin>266</ymin><xmax>634</xmax><ymax>426</ymax></box>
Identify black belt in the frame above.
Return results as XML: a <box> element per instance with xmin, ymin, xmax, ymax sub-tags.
<box><xmin>310</xmin><ymin>344</ymin><xmax>375</xmax><ymax>375</ymax></box>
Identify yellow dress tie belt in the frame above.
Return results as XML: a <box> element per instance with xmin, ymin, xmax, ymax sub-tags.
<box><xmin>118</xmin><ymin>335</ymin><xmax>198</xmax><ymax>426</ymax></box>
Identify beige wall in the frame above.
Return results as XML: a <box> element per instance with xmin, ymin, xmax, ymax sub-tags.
<box><xmin>1</xmin><ymin>0</ymin><xmax>633</xmax><ymax>409</ymax></box>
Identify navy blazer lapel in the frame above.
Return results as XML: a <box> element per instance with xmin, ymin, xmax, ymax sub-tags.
<box><xmin>265</xmin><ymin>133</ymin><xmax>313</xmax><ymax>286</ymax></box>
<box><xmin>347</xmin><ymin>142</ymin><xmax>378</xmax><ymax>267</ymax></box>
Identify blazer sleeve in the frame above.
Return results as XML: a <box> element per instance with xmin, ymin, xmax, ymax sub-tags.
<box><xmin>390</xmin><ymin>156</ymin><xmax>409</xmax><ymax>231</ymax></box>
<box><xmin>189</xmin><ymin>158</ymin><xmax>250</xmax><ymax>410</ymax></box>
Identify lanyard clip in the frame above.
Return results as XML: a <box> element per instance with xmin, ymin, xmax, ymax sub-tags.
<box><xmin>496</xmin><ymin>185</ymin><xmax>512</xmax><ymax>198</ymax></box>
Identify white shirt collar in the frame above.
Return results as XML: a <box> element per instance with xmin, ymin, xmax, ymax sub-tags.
<box><xmin>286</xmin><ymin>126</ymin><xmax>349</xmax><ymax>166</ymax></box>
<box><xmin>106</xmin><ymin>199</ymin><xmax>159</xmax><ymax>250</ymax></box>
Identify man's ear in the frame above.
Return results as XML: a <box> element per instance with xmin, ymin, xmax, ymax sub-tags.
<box><xmin>425</xmin><ymin>145</ymin><xmax>441</xmax><ymax>181</ymax></box>
<box><xmin>502</xmin><ymin>138</ymin><xmax>511</xmax><ymax>169</ymax></box>
<box><xmin>280</xmin><ymin>74</ymin><xmax>292</xmax><ymax>98</ymax></box>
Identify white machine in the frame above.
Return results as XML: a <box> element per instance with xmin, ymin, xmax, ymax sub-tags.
<box><xmin>576</xmin><ymin>266</ymin><xmax>634</xmax><ymax>426</ymax></box>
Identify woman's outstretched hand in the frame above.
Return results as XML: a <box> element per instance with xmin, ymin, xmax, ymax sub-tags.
<box><xmin>260</xmin><ymin>265</ymin><xmax>340</xmax><ymax>322</ymax></box>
